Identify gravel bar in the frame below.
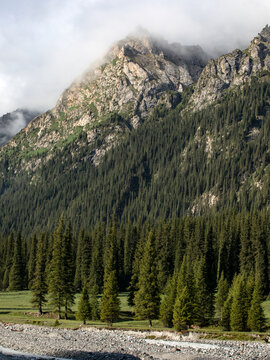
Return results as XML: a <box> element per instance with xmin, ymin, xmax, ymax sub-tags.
<box><xmin>0</xmin><ymin>323</ymin><xmax>269</xmax><ymax>360</ymax></box>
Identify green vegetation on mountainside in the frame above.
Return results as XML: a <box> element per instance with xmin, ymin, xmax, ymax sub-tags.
<box><xmin>0</xmin><ymin>76</ymin><xmax>269</xmax><ymax>233</ymax></box>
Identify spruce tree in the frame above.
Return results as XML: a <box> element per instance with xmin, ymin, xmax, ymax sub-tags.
<box><xmin>217</xmin><ymin>227</ymin><xmax>229</xmax><ymax>282</ymax></box>
<box><xmin>81</xmin><ymin>232</ymin><xmax>92</xmax><ymax>288</ymax></box>
<box><xmin>48</xmin><ymin>217</ymin><xmax>65</xmax><ymax>318</ymax></box>
<box><xmin>204</xmin><ymin>224</ymin><xmax>216</xmax><ymax>293</ymax></box>
<box><xmin>103</xmin><ymin>218</ymin><xmax>118</xmax><ymax>282</ymax></box>
<box><xmin>156</xmin><ymin>222</ymin><xmax>172</xmax><ymax>292</ymax></box>
<box><xmin>220</xmin><ymin>295</ymin><xmax>232</xmax><ymax>330</ymax></box>
<box><xmin>127</xmin><ymin>231</ymin><xmax>145</xmax><ymax>306</ymax></box>
<box><xmin>246</xmin><ymin>271</ymin><xmax>255</xmax><ymax>306</ymax></box>
<box><xmin>9</xmin><ymin>231</ymin><xmax>24</xmax><ymax>291</ymax></box>
<box><xmin>62</xmin><ymin>223</ymin><xmax>75</xmax><ymax>319</ymax></box>
<box><xmin>253</xmin><ymin>217</ymin><xmax>269</xmax><ymax>295</ymax></box>
<box><xmin>247</xmin><ymin>283</ymin><xmax>266</xmax><ymax>332</ymax></box>
<box><xmin>28</xmin><ymin>234</ymin><xmax>37</xmax><ymax>289</ymax></box>
<box><xmin>160</xmin><ymin>274</ymin><xmax>177</xmax><ymax>328</ymax></box>
<box><xmin>173</xmin><ymin>256</ymin><xmax>196</xmax><ymax>330</ymax></box>
<box><xmin>31</xmin><ymin>233</ymin><xmax>48</xmax><ymax>315</ymax></box>
<box><xmin>100</xmin><ymin>219</ymin><xmax>120</xmax><ymax>326</ymax></box>
<box><xmin>239</xmin><ymin>214</ymin><xmax>253</xmax><ymax>275</ymax></box>
<box><xmin>77</xmin><ymin>287</ymin><xmax>91</xmax><ymax>324</ymax></box>
<box><xmin>194</xmin><ymin>257</ymin><xmax>214</xmax><ymax>326</ymax></box>
<box><xmin>215</xmin><ymin>272</ymin><xmax>229</xmax><ymax>319</ymax></box>
<box><xmin>230</xmin><ymin>275</ymin><xmax>248</xmax><ymax>331</ymax></box>
<box><xmin>100</xmin><ymin>270</ymin><xmax>120</xmax><ymax>326</ymax></box>
<box><xmin>134</xmin><ymin>231</ymin><xmax>160</xmax><ymax>327</ymax></box>
<box><xmin>3</xmin><ymin>232</ymin><xmax>14</xmax><ymax>290</ymax></box>
<box><xmin>74</xmin><ymin>229</ymin><xmax>84</xmax><ymax>291</ymax></box>
<box><xmin>173</xmin><ymin>286</ymin><xmax>194</xmax><ymax>331</ymax></box>
<box><xmin>89</xmin><ymin>283</ymin><xmax>100</xmax><ymax>320</ymax></box>
<box><xmin>123</xmin><ymin>221</ymin><xmax>137</xmax><ymax>287</ymax></box>
<box><xmin>88</xmin><ymin>223</ymin><xmax>105</xmax><ymax>292</ymax></box>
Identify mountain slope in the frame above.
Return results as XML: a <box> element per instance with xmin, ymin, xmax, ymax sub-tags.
<box><xmin>0</xmin><ymin>75</ymin><xmax>269</xmax><ymax>233</ymax></box>
<box><xmin>0</xmin><ymin>28</ymin><xmax>269</xmax><ymax>233</ymax></box>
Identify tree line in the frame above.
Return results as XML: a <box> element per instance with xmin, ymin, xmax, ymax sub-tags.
<box><xmin>0</xmin><ymin>209</ymin><xmax>269</xmax><ymax>331</ymax></box>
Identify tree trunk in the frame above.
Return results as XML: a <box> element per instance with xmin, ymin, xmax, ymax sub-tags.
<box><xmin>148</xmin><ymin>319</ymin><xmax>152</xmax><ymax>327</ymax></box>
<box><xmin>38</xmin><ymin>304</ymin><xmax>43</xmax><ymax>316</ymax></box>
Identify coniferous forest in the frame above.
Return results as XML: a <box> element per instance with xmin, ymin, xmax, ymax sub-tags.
<box><xmin>0</xmin><ymin>76</ymin><xmax>270</xmax><ymax>234</ymax></box>
<box><xmin>0</xmin><ymin>52</ymin><xmax>270</xmax><ymax>333</ymax></box>
<box><xmin>0</xmin><ymin>209</ymin><xmax>269</xmax><ymax>331</ymax></box>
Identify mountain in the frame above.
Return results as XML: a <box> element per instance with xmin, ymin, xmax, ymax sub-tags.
<box><xmin>0</xmin><ymin>109</ymin><xmax>39</xmax><ymax>146</ymax></box>
<box><xmin>0</xmin><ymin>27</ymin><xmax>269</xmax><ymax>233</ymax></box>
<box><xmin>189</xmin><ymin>24</ymin><xmax>270</xmax><ymax>111</ymax></box>
<box><xmin>0</xmin><ymin>31</ymin><xmax>208</xmax><ymax>171</ymax></box>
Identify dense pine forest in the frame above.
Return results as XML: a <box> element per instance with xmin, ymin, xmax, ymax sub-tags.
<box><xmin>0</xmin><ymin>76</ymin><xmax>270</xmax><ymax>234</ymax></box>
<box><xmin>0</xmin><ymin>209</ymin><xmax>269</xmax><ymax>331</ymax></box>
<box><xmin>0</xmin><ymin>38</ymin><xmax>270</xmax><ymax>334</ymax></box>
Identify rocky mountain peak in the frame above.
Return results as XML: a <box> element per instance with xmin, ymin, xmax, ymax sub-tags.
<box><xmin>188</xmin><ymin>25</ymin><xmax>270</xmax><ymax>111</ymax></box>
<box><xmin>107</xmin><ymin>30</ymin><xmax>208</xmax><ymax>70</ymax></box>
<box><xmin>2</xmin><ymin>31</ymin><xmax>208</xmax><ymax>168</ymax></box>
<box><xmin>258</xmin><ymin>24</ymin><xmax>270</xmax><ymax>42</ymax></box>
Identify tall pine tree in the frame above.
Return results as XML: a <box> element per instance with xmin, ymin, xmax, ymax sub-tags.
<box><xmin>9</xmin><ymin>231</ymin><xmax>24</xmax><ymax>291</ymax></box>
<box><xmin>48</xmin><ymin>216</ymin><xmax>65</xmax><ymax>318</ymax></box>
<box><xmin>134</xmin><ymin>231</ymin><xmax>160</xmax><ymax>327</ymax></box>
<box><xmin>100</xmin><ymin>270</ymin><xmax>120</xmax><ymax>326</ymax></box>
<box><xmin>62</xmin><ymin>223</ymin><xmax>75</xmax><ymax>319</ymax></box>
<box><xmin>173</xmin><ymin>256</ymin><xmax>196</xmax><ymax>330</ymax></box>
<box><xmin>31</xmin><ymin>233</ymin><xmax>48</xmax><ymax>315</ymax></box>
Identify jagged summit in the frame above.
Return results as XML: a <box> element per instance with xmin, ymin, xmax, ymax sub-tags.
<box><xmin>1</xmin><ymin>31</ymin><xmax>208</xmax><ymax>168</ymax></box>
<box><xmin>188</xmin><ymin>25</ymin><xmax>270</xmax><ymax>111</ymax></box>
<box><xmin>106</xmin><ymin>29</ymin><xmax>209</xmax><ymax>70</ymax></box>
<box><xmin>259</xmin><ymin>24</ymin><xmax>270</xmax><ymax>41</ymax></box>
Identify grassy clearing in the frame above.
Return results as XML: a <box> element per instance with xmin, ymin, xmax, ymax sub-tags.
<box><xmin>0</xmin><ymin>291</ymin><xmax>164</xmax><ymax>330</ymax></box>
<box><xmin>0</xmin><ymin>291</ymin><xmax>269</xmax><ymax>336</ymax></box>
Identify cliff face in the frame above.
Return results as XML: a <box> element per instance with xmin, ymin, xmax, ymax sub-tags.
<box><xmin>189</xmin><ymin>25</ymin><xmax>270</xmax><ymax>111</ymax></box>
<box><xmin>0</xmin><ymin>32</ymin><xmax>208</xmax><ymax>169</ymax></box>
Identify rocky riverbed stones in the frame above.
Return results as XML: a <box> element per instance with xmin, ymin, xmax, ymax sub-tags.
<box><xmin>0</xmin><ymin>323</ymin><xmax>269</xmax><ymax>359</ymax></box>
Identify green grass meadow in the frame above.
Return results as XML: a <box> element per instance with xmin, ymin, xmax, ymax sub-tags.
<box><xmin>0</xmin><ymin>291</ymin><xmax>162</xmax><ymax>329</ymax></box>
<box><xmin>262</xmin><ymin>298</ymin><xmax>270</xmax><ymax>326</ymax></box>
<box><xmin>0</xmin><ymin>291</ymin><xmax>269</xmax><ymax>337</ymax></box>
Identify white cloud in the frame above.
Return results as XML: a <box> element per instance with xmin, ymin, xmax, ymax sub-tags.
<box><xmin>0</xmin><ymin>0</ymin><xmax>269</xmax><ymax>116</ymax></box>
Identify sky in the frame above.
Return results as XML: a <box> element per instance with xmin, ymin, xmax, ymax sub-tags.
<box><xmin>0</xmin><ymin>0</ymin><xmax>269</xmax><ymax>117</ymax></box>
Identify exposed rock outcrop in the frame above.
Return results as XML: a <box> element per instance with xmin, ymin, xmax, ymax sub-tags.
<box><xmin>0</xmin><ymin>31</ymin><xmax>208</xmax><ymax>169</ymax></box>
<box><xmin>189</xmin><ymin>25</ymin><xmax>270</xmax><ymax>111</ymax></box>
